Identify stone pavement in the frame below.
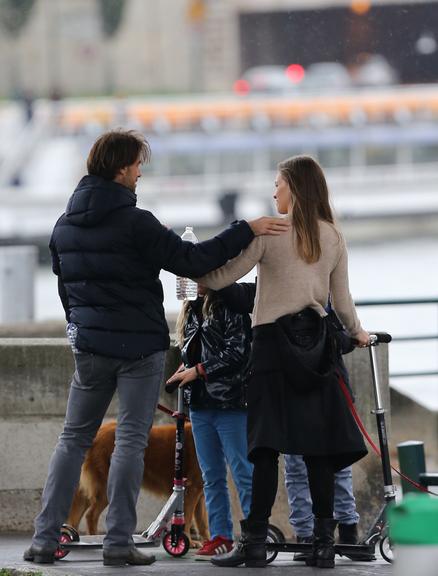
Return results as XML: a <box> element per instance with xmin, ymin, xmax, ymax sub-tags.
<box><xmin>0</xmin><ymin>534</ymin><xmax>394</xmax><ymax>576</ymax></box>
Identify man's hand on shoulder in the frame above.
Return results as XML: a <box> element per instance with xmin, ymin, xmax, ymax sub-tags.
<box><xmin>248</xmin><ymin>216</ymin><xmax>291</xmax><ymax>236</ymax></box>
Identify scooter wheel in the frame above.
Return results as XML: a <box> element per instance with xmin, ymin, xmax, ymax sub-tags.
<box><xmin>379</xmin><ymin>534</ymin><xmax>394</xmax><ymax>563</ymax></box>
<box><xmin>55</xmin><ymin>524</ymin><xmax>80</xmax><ymax>560</ymax></box>
<box><xmin>266</xmin><ymin>524</ymin><xmax>285</xmax><ymax>564</ymax></box>
<box><xmin>162</xmin><ymin>531</ymin><xmax>190</xmax><ymax>557</ymax></box>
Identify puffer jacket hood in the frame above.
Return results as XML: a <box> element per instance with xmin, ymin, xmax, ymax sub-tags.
<box><xmin>65</xmin><ymin>175</ymin><xmax>136</xmax><ymax>227</ymax></box>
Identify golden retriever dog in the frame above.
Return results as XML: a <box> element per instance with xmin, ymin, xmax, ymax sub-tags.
<box><xmin>67</xmin><ymin>421</ymin><xmax>209</xmax><ymax>547</ymax></box>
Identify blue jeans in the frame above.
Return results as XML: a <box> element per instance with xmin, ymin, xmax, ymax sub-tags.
<box><xmin>189</xmin><ymin>409</ymin><xmax>253</xmax><ymax>540</ymax></box>
<box><xmin>284</xmin><ymin>454</ymin><xmax>360</xmax><ymax>537</ymax></box>
<box><xmin>32</xmin><ymin>351</ymin><xmax>165</xmax><ymax>551</ymax></box>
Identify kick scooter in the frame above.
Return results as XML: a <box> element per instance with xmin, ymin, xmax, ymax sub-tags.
<box><xmin>55</xmin><ymin>382</ymin><xmax>284</xmax><ymax>561</ymax></box>
<box><xmin>265</xmin><ymin>331</ymin><xmax>395</xmax><ymax>564</ymax></box>
<box><xmin>56</xmin><ymin>384</ymin><xmax>194</xmax><ymax>559</ymax></box>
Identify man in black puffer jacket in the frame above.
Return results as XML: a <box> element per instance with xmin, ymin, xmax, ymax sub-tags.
<box><xmin>24</xmin><ymin>130</ymin><xmax>289</xmax><ymax>568</ymax></box>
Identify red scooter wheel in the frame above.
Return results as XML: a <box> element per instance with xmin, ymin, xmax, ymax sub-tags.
<box><xmin>55</xmin><ymin>524</ymin><xmax>80</xmax><ymax>559</ymax></box>
<box><xmin>162</xmin><ymin>531</ymin><xmax>190</xmax><ymax>557</ymax></box>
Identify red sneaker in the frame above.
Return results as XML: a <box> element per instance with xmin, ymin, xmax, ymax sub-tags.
<box><xmin>195</xmin><ymin>535</ymin><xmax>233</xmax><ymax>560</ymax></box>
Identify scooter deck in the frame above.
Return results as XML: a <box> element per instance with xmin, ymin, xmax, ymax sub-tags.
<box><xmin>266</xmin><ymin>541</ymin><xmax>376</xmax><ymax>560</ymax></box>
<box><xmin>60</xmin><ymin>534</ymin><xmax>158</xmax><ymax>550</ymax></box>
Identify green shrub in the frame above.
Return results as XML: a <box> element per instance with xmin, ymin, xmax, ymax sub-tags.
<box><xmin>0</xmin><ymin>569</ymin><xmax>44</xmax><ymax>576</ymax></box>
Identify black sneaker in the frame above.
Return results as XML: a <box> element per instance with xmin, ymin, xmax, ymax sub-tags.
<box><xmin>103</xmin><ymin>547</ymin><xmax>156</xmax><ymax>566</ymax></box>
<box><xmin>23</xmin><ymin>544</ymin><xmax>56</xmax><ymax>564</ymax></box>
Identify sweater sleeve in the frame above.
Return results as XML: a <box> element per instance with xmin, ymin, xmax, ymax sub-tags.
<box><xmin>195</xmin><ymin>236</ymin><xmax>264</xmax><ymax>290</ymax></box>
<box><xmin>330</xmin><ymin>237</ymin><xmax>362</xmax><ymax>338</ymax></box>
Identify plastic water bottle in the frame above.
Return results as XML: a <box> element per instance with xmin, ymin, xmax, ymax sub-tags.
<box><xmin>176</xmin><ymin>226</ymin><xmax>198</xmax><ymax>301</ymax></box>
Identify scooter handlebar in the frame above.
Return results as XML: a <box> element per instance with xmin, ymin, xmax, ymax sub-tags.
<box><xmin>351</xmin><ymin>332</ymin><xmax>392</xmax><ymax>347</ymax></box>
<box><xmin>165</xmin><ymin>380</ymin><xmax>191</xmax><ymax>394</ymax></box>
<box><xmin>369</xmin><ymin>332</ymin><xmax>392</xmax><ymax>344</ymax></box>
<box><xmin>165</xmin><ymin>381</ymin><xmax>179</xmax><ymax>394</ymax></box>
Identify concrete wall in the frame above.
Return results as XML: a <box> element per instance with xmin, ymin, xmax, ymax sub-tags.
<box><xmin>390</xmin><ymin>387</ymin><xmax>438</xmax><ymax>466</ymax></box>
<box><xmin>0</xmin><ymin>338</ymin><xmax>393</xmax><ymax>539</ymax></box>
<box><xmin>0</xmin><ymin>338</ymin><xmax>181</xmax><ymax>532</ymax></box>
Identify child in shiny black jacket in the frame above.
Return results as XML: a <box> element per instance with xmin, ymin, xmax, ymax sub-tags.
<box><xmin>167</xmin><ymin>284</ymin><xmax>253</xmax><ymax>559</ymax></box>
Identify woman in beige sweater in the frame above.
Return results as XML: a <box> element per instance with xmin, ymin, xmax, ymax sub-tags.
<box><xmin>197</xmin><ymin>156</ymin><xmax>369</xmax><ymax>570</ymax></box>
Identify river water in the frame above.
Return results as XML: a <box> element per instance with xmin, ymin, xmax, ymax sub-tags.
<box><xmin>36</xmin><ymin>236</ymin><xmax>438</xmax><ymax>411</ymax></box>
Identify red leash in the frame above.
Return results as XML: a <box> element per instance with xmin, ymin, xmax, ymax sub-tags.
<box><xmin>159</xmin><ymin>378</ymin><xmax>437</xmax><ymax>494</ymax></box>
<box><xmin>157</xmin><ymin>402</ymin><xmax>190</xmax><ymax>421</ymax></box>
<box><xmin>338</xmin><ymin>373</ymin><xmax>438</xmax><ymax>497</ymax></box>
<box><xmin>157</xmin><ymin>403</ymin><xmax>174</xmax><ymax>417</ymax></box>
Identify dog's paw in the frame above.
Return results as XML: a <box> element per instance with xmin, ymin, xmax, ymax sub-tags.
<box><xmin>188</xmin><ymin>531</ymin><xmax>203</xmax><ymax>549</ymax></box>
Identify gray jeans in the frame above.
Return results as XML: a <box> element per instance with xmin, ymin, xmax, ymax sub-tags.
<box><xmin>32</xmin><ymin>350</ymin><xmax>166</xmax><ymax>551</ymax></box>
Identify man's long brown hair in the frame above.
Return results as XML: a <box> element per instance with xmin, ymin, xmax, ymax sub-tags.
<box><xmin>87</xmin><ymin>129</ymin><xmax>151</xmax><ymax>180</ymax></box>
<box><xmin>278</xmin><ymin>155</ymin><xmax>335</xmax><ymax>263</ymax></box>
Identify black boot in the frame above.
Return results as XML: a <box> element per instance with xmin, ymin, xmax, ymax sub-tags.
<box><xmin>338</xmin><ymin>523</ymin><xmax>375</xmax><ymax>561</ymax></box>
<box><xmin>305</xmin><ymin>518</ymin><xmax>337</xmax><ymax>569</ymax></box>
<box><xmin>210</xmin><ymin>519</ymin><xmax>267</xmax><ymax>568</ymax></box>
<box><xmin>293</xmin><ymin>535</ymin><xmax>313</xmax><ymax>561</ymax></box>
<box><xmin>338</xmin><ymin>523</ymin><xmax>358</xmax><ymax>544</ymax></box>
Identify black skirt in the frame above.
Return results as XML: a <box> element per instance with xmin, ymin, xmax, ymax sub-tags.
<box><xmin>247</xmin><ymin>318</ymin><xmax>367</xmax><ymax>471</ymax></box>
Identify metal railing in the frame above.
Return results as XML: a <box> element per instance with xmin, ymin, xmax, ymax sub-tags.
<box><xmin>357</xmin><ymin>297</ymin><xmax>438</xmax><ymax>379</ymax></box>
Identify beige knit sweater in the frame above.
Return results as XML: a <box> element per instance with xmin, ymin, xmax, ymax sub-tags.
<box><xmin>196</xmin><ymin>220</ymin><xmax>363</xmax><ymax>337</ymax></box>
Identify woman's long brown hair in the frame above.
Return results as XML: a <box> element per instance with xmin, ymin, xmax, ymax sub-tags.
<box><xmin>278</xmin><ymin>155</ymin><xmax>335</xmax><ymax>263</ymax></box>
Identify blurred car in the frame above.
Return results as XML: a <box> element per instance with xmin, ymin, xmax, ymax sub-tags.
<box><xmin>234</xmin><ymin>65</ymin><xmax>298</xmax><ymax>94</ymax></box>
<box><xmin>234</xmin><ymin>62</ymin><xmax>353</xmax><ymax>96</ymax></box>
<box><xmin>352</xmin><ymin>54</ymin><xmax>399</xmax><ymax>87</ymax></box>
<box><xmin>299</xmin><ymin>62</ymin><xmax>352</xmax><ymax>92</ymax></box>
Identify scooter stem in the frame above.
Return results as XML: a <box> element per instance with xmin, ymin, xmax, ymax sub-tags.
<box><xmin>368</xmin><ymin>337</ymin><xmax>384</xmax><ymax>411</ymax></box>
